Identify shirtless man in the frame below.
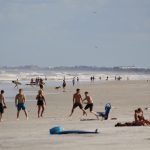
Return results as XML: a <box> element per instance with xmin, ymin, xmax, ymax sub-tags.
<box><xmin>0</xmin><ymin>90</ymin><xmax>6</xmax><ymax>122</ymax></box>
<box><xmin>15</xmin><ymin>89</ymin><xmax>28</xmax><ymax>120</ymax></box>
<box><xmin>83</xmin><ymin>91</ymin><xmax>99</xmax><ymax>119</ymax></box>
<box><xmin>69</xmin><ymin>89</ymin><xmax>87</xmax><ymax>117</ymax></box>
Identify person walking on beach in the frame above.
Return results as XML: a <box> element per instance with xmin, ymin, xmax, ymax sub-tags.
<box><xmin>69</xmin><ymin>89</ymin><xmax>87</xmax><ymax>117</ymax></box>
<box><xmin>90</xmin><ymin>76</ymin><xmax>93</xmax><ymax>82</ymax></box>
<box><xmin>39</xmin><ymin>84</ymin><xmax>44</xmax><ymax>91</ymax></box>
<box><xmin>72</xmin><ymin>77</ymin><xmax>75</xmax><ymax>86</ymax></box>
<box><xmin>12</xmin><ymin>79</ymin><xmax>20</xmax><ymax>88</ymax></box>
<box><xmin>62</xmin><ymin>79</ymin><xmax>66</xmax><ymax>92</ymax></box>
<box><xmin>15</xmin><ymin>89</ymin><xmax>28</xmax><ymax>120</ymax></box>
<box><xmin>83</xmin><ymin>91</ymin><xmax>99</xmax><ymax>119</ymax></box>
<box><xmin>0</xmin><ymin>90</ymin><xmax>7</xmax><ymax>122</ymax></box>
<box><xmin>36</xmin><ymin>90</ymin><xmax>46</xmax><ymax>118</ymax></box>
<box><xmin>106</xmin><ymin>76</ymin><xmax>109</xmax><ymax>80</ymax></box>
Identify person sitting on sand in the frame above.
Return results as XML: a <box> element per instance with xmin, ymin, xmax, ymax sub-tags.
<box><xmin>69</xmin><ymin>89</ymin><xmax>87</xmax><ymax>117</ymax></box>
<box><xmin>83</xmin><ymin>91</ymin><xmax>99</xmax><ymax>119</ymax></box>
<box><xmin>134</xmin><ymin>108</ymin><xmax>150</xmax><ymax>125</ymax></box>
<box><xmin>36</xmin><ymin>90</ymin><xmax>46</xmax><ymax>118</ymax></box>
<box><xmin>0</xmin><ymin>90</ymin><xmax>7</xmax><ymax>122</ymax></box>
<box><xmin>15</xmin><ymin>89</ymin><xmax>28</xmax><ymax>120</ymax></box>
<box><xmin>115</xmin><ymin>108</ymin><xmax>150</xmax><ymax>127</ymax></box>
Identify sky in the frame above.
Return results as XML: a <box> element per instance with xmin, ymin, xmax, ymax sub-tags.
<box><xmin>0</xmin><ymin>0</ymin><xmax>150</xmax><ymax>67</ymax></box>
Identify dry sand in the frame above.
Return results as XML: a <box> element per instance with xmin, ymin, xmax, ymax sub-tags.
<box><xmin>0</xmin><ymin>80</ymin><xmax>150</xmax><ymax>150</ymax></box>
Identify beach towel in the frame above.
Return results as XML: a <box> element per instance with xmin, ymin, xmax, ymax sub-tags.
<box><xmin>50</xmin><ymin>126</ymin><xmax>99</xmax><ymax>134</ymax></box>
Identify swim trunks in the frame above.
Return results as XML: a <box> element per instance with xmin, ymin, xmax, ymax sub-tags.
<box><xmin>17</xmin><ymin>103</ymin><xmax>26</xmax><ymax>111</ymax></box>
<box><xmin>84</xmin><ymin>103</ymin><xmax>93</xmax><ymax>112</ymax></box>
<box><xmin>0</xmin><ymin>103</ymin><xmax>4</xmax><ymax>114</ymax></box>
<box><xmin>73</xmin><ymin>103</ymin><xmax>83</xmax><ymax>109</ymax></box>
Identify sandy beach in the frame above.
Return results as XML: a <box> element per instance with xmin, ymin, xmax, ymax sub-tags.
<box><xmin>1</xmin><ymin>80</ymin><xmax>150</xmax><ymax>150</ymax></box>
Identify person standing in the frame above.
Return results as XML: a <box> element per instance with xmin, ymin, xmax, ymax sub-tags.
<box><xmin>39</xmin><ymin>84</ymin><xmax>44</xmax><ymax>91</ymax></box>
<box><xmin>72</xmin><ymin>77</ymin><xmax>75</xmax><ymax>86</ymax></box>
<box><xmin>62</xmin><ymin>79</ymin><xmax>66</xmax><ymax>92</ymax></box>
<box><xmin>0</xmin><ymin>90</ymin><xmax>7</xmax><ymax>122</ymax></box>
<box><xmin>36</xmin><ymin>90</ymin><xmax>46</xmax><ymax>118</ymax></box>
<box><xmin>15</xmin><ymin>89</ymin><xmax>28</xmax><ymax>120</ymax></box>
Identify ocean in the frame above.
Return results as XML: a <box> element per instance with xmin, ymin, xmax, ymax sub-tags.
<box><xmin>0</xmin><ymin>68</ymin><xmax>150</xmax><ymax>102</ymax></box>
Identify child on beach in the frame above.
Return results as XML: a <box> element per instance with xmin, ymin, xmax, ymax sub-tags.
<box><xmin>36</xmin><ymin>90</ymin><xmax>46</xmax><ymax>118</ymax></box>
<box><xmin>0</xmin><ymin>90</ymin><xmax>7</xmax><ymax>122</ymax></box>
<box><xmin>83</xmin><ymin>91</ymin><xmax>99</xmax><ymax>119</ymax></box>
<box><xmin>15</xmin><ymin>89</ymin><xmax>28</xmax><ymax>120</ymax></box>
<box><xmin>69</xmin><ymin>89</ymin><xmax>87</xmax><ymax>117</ymax></box>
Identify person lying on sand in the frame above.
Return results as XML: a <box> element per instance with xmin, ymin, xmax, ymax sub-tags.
<box><xmin>115</xmin><ymin>108</ymin><xmax>150</xmax><ymax>127</ymax></box>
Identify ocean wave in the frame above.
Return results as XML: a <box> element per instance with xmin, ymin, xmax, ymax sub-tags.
<box><xmin>0</xmin><ymin>70</ymin><xmax>150</xmax><ymax>82</ymax></box>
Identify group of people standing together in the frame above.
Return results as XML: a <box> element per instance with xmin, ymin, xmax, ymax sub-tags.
<box><xmin>0</xmin><ymin>86</ymin><xmax>46</xmax><ymax>122</ymax></box>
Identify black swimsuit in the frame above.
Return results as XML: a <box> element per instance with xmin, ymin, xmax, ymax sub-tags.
<box><xmin>37</xmin><ymin>96</ymin><xmax>44</xmax><ymax>106</ymax></box>
<box><xmin>0</xmin><ymin>103</ymin><xmax>4</xmax><ymax>114</ymax></box>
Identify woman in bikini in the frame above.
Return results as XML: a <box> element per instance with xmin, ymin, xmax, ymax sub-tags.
<box><xmin>36</xmin><ymin>90</ymin><xmax>46</xmax><ymax>118</ymax></box>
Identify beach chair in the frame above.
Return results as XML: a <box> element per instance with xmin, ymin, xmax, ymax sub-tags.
<box><xmin>97</xmin><ymin>103</ymin><xmax>111</xmax><ymax>120</ymax></box>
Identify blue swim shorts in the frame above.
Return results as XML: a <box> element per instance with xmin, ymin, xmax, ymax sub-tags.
<box><xmin>17</xmin><ymin>103</ymin><xmax>26</xmax><ymax>111</ymax></box>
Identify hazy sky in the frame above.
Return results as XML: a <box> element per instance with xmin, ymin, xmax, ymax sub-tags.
<box><xmin>0</xmin><ymin>0</ymin><xmax>150</xmax><ymax>67</ymax></box>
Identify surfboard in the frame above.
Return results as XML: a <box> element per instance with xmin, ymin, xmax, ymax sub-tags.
<box><xmin>26</xmin><ymin>83</ymin><xmax>37</xmax><ymax>86</ymax></box>
<box><xmin>12</xmin><ymin>80</ymin><xmax>21</xmax><ymax>85</ymax></box>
